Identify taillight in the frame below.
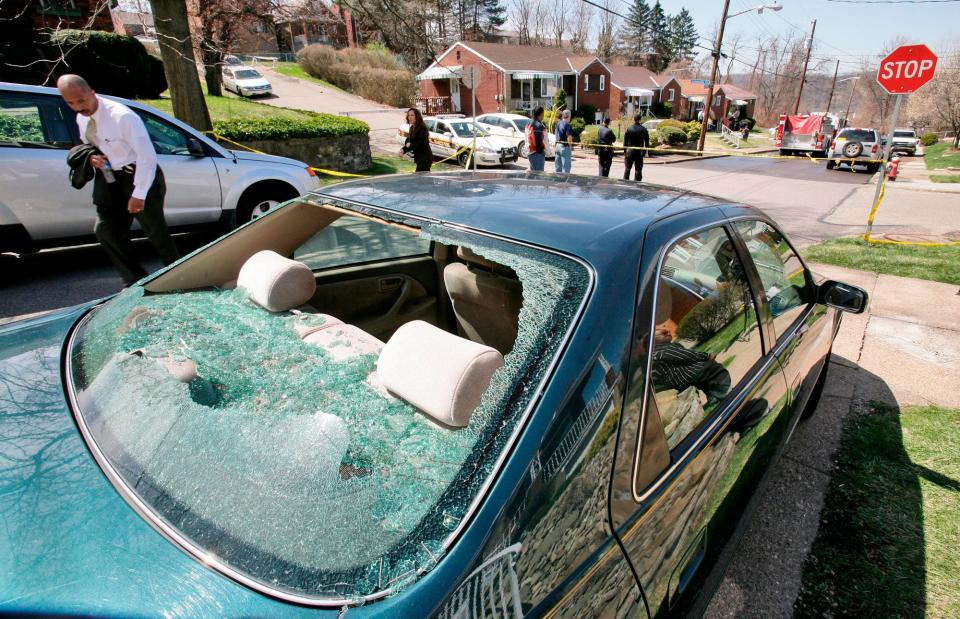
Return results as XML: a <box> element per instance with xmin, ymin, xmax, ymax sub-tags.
<box><xmin>871</xmin><ymin>144</ymin><xmax>878</xmax><ymax>154</ymax></box>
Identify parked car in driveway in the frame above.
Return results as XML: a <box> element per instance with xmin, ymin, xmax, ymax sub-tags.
<box><xmin>826</xmin><ymin>127</ymin><xmax>882</xmax><ymax>173</ymax></box>
<box><xmin>222</xmin><ymin>66</ymin><xmax>273</xmax><ymax>98</ymax></box>
<box><xmin>0</xmin><ymin>170</ymin><xmax>868</xmax><ymax>617</ymax></box>
<box><xmin>397</xmin><ymin>116</ymin><xmax>519</xmax><ymax>167</ymax></box>
<box><xmin>0</xmin><ymin>82</ymin><xmax>321</xmax><ymax>254</ymax></box>
<box><xmin>890</xmin><ymin>128</ymin><xmax>919</xmax><ymax>155</ymax></box>
<box><xmin>474</xmin><ymin>112</ymin><xmax>556</xmax><ymax>158</ymax></box>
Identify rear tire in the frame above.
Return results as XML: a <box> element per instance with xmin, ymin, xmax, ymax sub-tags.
<box><xmin>826</xmin><ymin>160</ymin><xmax>836</xmax><ymax>170</ymax></box>
<box><xmin>457</xmin><ymin>150</ymin><xmax>470</xmax><ymax>168</ymax></box>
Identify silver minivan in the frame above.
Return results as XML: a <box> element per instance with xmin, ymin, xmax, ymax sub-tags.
<box><xmin>0</xmin><ymin>82</ymin><xmax>321</xmax><ymax>254</ymax></box>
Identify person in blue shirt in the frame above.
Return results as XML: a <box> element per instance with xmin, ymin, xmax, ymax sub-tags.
<box><xmin>554</xmin><ymin>110</ymin><xmax>574</xmax><ymax>173</ymax></box>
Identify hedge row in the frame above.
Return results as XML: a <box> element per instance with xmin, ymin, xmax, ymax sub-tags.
<box><xmin>213</xmin><ymin>113</ymin><xmax>369</xmax><ymax>142</ymax></box>
<box><xmin>46</xmin><ymin>30</ymin><xmax>166</xmax><ymax>99</ymax></box>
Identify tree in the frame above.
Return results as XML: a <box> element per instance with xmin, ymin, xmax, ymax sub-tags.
<box><xmin>906</xmin><ymin>45</ymin><xmax>960</xmax><ymax>147</ymax></box>
<box><xmin>567</xmin><ymin>1</ymin><xmax>593</xmax><ymax>54</ymax></box>
<box><xmin>151</xmin><ymin>0</ymin><xmax>212</xmax><ymax>131</ymax></box>
<box><xmin>646</xmin><ymin>1</ymin><xmax>671</xmax><ymax>73</ymax></box>
<box><xmin>548</xmin><ymin>0</ymin><xmax>567</xmax><ymax>47</ymax></box>
<box><xmin>617</xmin><ymin>0</ymin><xmax>650</xmax><ymax>67</ymax></box>
<box><xmin>594</xmin><ymin>0</ymin><xmax>618</xmax><ymax>62</ymax></box>
<box><xmin>509</xmin><ymin>0</ymin><xmax>533</xmax><ymax>44</ymax></box>
<box><xmin>668</xmin><ymin>8</ymin><xmax>697</xmax><ymax>62</ymax></box>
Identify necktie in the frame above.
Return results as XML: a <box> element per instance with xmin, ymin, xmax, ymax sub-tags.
<box><xmin>85</xmin><ymin>117</ymin><xmax>97</xmax><ymax>147</ymax></box>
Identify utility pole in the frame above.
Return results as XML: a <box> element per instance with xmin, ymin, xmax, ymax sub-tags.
<box><xmin>697</xmin><ymin>0</ymin><xmax>732</xmax><ymax>155</ymax></box>
<box><xmin>825</xmin><ymin>59</ymin><xmax>840</xmax><ymax>114</ymax></box>
<box><xmin>794</xmin><ymin>19</ymin><xmax>817</xmax><ymax>114</ymax></box>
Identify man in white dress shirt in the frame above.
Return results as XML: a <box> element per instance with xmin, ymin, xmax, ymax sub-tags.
<box><xmin>57</xmin><ymin>74</ymin><xmax>179</xmax><ymax>285</ymax></box>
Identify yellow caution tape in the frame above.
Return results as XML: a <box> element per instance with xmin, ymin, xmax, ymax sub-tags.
<box><xmin>860</xmin><ymin>170</ymin><xmax>960</xmax><ymax>247</ymax></box>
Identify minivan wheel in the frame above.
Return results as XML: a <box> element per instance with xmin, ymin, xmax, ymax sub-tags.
<box><xmin>236</xmin><ymin>185</ymin><xmax>299</xmax><ymax>226</ymax></box>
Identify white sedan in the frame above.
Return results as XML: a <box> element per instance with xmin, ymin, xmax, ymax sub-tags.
<box><xmin>222</xmin><ymin>66</ymin><xmax>272</xmax><ymax>98</ymax></box>
<box><xmin>475</xmin><ymin>113</ymin><xmax>556</xmax><ymax>159</ymax></box>
<box><xmin>398</xmin><ymin>117</ymin><xmax>520</xmax><ymax>168</ymax></box>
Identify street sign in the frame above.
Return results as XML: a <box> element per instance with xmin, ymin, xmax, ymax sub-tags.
<box><xmin>691</xmin><ymin>79</ymin><xmax>712</xmax><ymax>86</ymax></box>
<box><xmin>461</xmin><ymin>66</ymin><xmax>482</xmax><ymax>90</ymax></box>
<box><xmin>876</xmin><ymin>45</ymin><xmax>938</xmax><ymax>94</ymax></box>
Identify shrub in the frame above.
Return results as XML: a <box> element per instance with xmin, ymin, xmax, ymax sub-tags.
<box><xmin>213</xmin><ymin>112</ymin><xmax>369</xmax><ymax>142</ymax></box>
<box><xmin>651</xmin><ymin>101</ymin><xmax>672</xmax><ymax>118</ymax></box>
<box><xmin>658</xmin><ymin>125</ymin><xmax>687</xmax><ymax>146</ymax></box>
<box><xmin>676</xmin><ymin>282</ymin><xmax>744</xmax><ymax>342</ymax></box>
<box><xmin>921</xmin><ymin>133</ymin><xmax>938</xmax><ymax>146</ymax></box>
<box><xmin>0</xmin><ymin>114</ymin><xmax>43</xmax><ymax>142</ymax></box>
<box><xmin>571</xmin><ymin>117</ymin><xmax>586</xmax><ymax>137</ymax></box>
<box><xmin>38</xmin><ymin>30</ymin><xmax>166</xmax><ymax>98</ymax></box>
<box><xmin>553</xmin><ymin>88</ymin><xmax>568</xmax><ymax>110</ymax></box>
<box><xmin>658</xmin><ymin>118</ymin><xmax>686</xmax><ymax>130</ymax></box>
<box><xmin>298</xmin><ymin>44</ymin><xmax>415</xmax><ymax>107</ymax></box>
<box><xmin>576</xmin><ymin>104</ymin><xmax>598</xmax><ymax>123</ymax></box>
<box><xmin>648</xmin><ymin>132</ymin><xmax>660</xmax><ymax>149</ymax></box>
<box><xmin>510</xmin><ymin>109</ymin><xmax>529</xmax><ymax>117</ymax></box>
<box><xmin>580</xmin><ymin>125</ymin><xmax>599</xmax><ymax>149</ymax></box>
<box><xmin>685</xmin><ymin>121</ymin><xmax>702</xmax><ymax>142</ymax></box>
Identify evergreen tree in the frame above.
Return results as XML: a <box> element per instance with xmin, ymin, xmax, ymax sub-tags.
<box><xmin>617</xmin><ymin>0</ymin><xmax>650</xmax><ymax>67</ymax></box>
<box><xmin>482</xmin><ymin>0</ymin><xmax>507</xmax><ymax>35</ymax></box>
<box><xmin>647</xmin><ymin>1</ymin><xmax>671</xmax><ymax>73</ymax></box>
<box><xmin>669</xmin><ymin>8</ymin><xmax>698</xmax><ymax>61</ymax></box>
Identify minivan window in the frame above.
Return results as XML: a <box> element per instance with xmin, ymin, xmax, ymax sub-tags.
<box><xmin>135</xmin><ymin>111</ymin><xmax>193</xmax><ymax>156</ymax></box>
<box><xmin>0</xmin><ymin>92</ymin><xmax>74</xmax><ymax>148</ymax></box>
<box><xmin>650</xmin><ymin>226</ymin><xmax>763</xmax><ymax>451</ymax></box>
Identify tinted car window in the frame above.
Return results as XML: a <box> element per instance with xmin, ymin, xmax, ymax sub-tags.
<box><xmin>294</xmin><ymin>214</ymin><xmax>430</xmax><ymax>269</ymax></box>
<box><xmin>0</xmin><ymin>92</ymin><xmax>74</xmax><ymax>148</ymax></box>
<box><xmin>838</xmin><ymin>129</ymin><xmax>877</xmax><ymax>142</ymax></box>
<box><xmin>135</xmin><ymin>111</ymin><xmax>193</xmax><ymax>156</ymax></box>
<box><xmin>734</xmin><ymin>220</ymin><xmax>812</xmax><ymax>338</ymax></box>
<box><xmin>651</xmin><ymin>226</ymin><xmax>762</xmax><ymax>451</ymax></box>
<box><xmin>893</xmin><ymin>131</ymin><xmax>915</xmax><ymax>138</ymax></box>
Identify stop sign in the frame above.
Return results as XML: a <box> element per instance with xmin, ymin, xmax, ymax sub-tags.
<box><xmin>877</xmin><ymin>44</ymin><xmax>938</xmax><ymax>94</ymax></box>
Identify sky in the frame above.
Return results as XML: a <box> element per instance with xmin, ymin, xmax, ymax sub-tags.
<box><xmin>637</xmin><ymin>0</ymin><xmax>958</xmax><ymax>74</ymax></box>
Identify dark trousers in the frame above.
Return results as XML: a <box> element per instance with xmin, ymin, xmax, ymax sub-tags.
<box><xmin>598</xmin><ymin>151</ymin><xmax>613</xmax><ymax>177</ymax></box>
<box><xmin>623</xmin><ymin>153</ymin><xmax>644</xmax><ymax>181</ymax></box>
<box><xmin>414</xmin><ymin>154</ymin><xmax>433</xmax><ymax>172</ymax></box>
<box><xmin>93</xmin><ymin>165</ymin><xmax>179</xmax><ymax>285</ymax></box>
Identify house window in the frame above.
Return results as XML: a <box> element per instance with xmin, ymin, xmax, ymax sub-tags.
<box><xmin>540</xmin><ymin>78</ymin><xmax>549</xmax><ymax>97</ymax></box>
<box><xmin>584</xmin><ymin>77</ymin><xmax>589</xmax><ymax>92</ymax></box>
<box><xmin>600</xmin><ymin>75</ymin><xmax>605</xmax><ymax>91</ymax></box>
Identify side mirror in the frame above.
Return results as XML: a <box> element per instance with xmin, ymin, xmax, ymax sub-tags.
<box><xmin>818</xmin><ymin>280</ymin><xmax>868</xmax><ymax>314</ymax></box>
<box><xmin>186</xmin><ymin>137</ymin><xmax>206</xmax><ymax>158</ymax></box>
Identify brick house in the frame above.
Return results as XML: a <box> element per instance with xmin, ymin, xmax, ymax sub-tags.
<box><xmin>608</xmin><ymin>65</ymin><xmax>665</xmax><ymax>119</ymax></box>
<box><xmin>1</xmin><ymin>0</ymin><xmax>114</xmax><ymax>45</ymax></box>
<box><xmin>712</xmin><ymin>83</ymin><xmax>758</xmax><ymax>124</ymax></box>
<box><xmin>659</xmin><ymin>78</ymin><xmax>710</xmax><ymax>121</ymax></box>
<box><xmin>416</xmin><ymin>42</ymin><xmax>612</xmax><ymax>118</ymax></box>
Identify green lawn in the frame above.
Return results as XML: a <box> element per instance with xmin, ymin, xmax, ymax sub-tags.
<box><xmin>803</xmin><ymin>237</ymin><xmax>960</xmax><ymax>285</ymax></box>
<box><xmin>923</xmin><ymin>141</ymin><xmax>960</xmax><ymax>170</ymax></box>
<box><xmin>930</xmin><ymin>174</ymin><xmax>960</xmax><ymax>183</ymax></box>
<box><xmin>139</xmin><ymin>92</ymin><xmax>316</xmax><ymax>123</ymax></box>
<box><xmin>274</xmin><ymin>62</ymin><xmax>343</xmax><ymax>92</ymax></box>
<box><xmin>795</xmin><ymin>403</ymin><xmax>960</xmax><ymax>618</ymax></box>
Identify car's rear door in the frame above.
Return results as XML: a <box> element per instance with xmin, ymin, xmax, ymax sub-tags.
<box><xmin>0</xmin><ymin>89</ymin><xmax>90</xmax><ymax>242</ymax></box>
<box><xmin>609</xmin><ymin>212</ymin><xmax>793</xmax><ymax>617</ymax></box>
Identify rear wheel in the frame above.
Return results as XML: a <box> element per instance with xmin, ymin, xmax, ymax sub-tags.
<box><xmin>235</xmin><ymin>184</ymin><xmax>299</xmax><ymax>226</ymax></box>
<box><xmin>457</xmin><ymin>150</ymin><xmax>470</xmax><ymax>168</ymax></box>
<box><xmin>826</xmin><ymin>160</ymin><xmax>836</xmax><ymax>170</ymax></box>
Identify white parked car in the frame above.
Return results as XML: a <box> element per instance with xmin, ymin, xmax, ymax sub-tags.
<box><xmin>0</xmin><ymin>82</ymin><xmax>321</xmax><ymax>254</ymax></box>
<box><xmin>474</xmin><ymin>113</ymin><xmax>556</xmax><ymax>159</ymax></box>
<box><xmin>222</xmin><ymin>66</ymin><xmax>272</xmax><ymax>98</ymax></box>
<box><xmin>890</xmin><ymin>128</ymin><xmax>919</xmax><ymax>156</ymax></box>
<box><xmin>398</xmin><ymin>116</ymin><xmax>519</xmax><ymax>168</ymax></box>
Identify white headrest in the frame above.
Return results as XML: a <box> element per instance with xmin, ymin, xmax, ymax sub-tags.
<box><xmin>238</xmin><ymin>250</ymin><xmax>316</xmax><ymax>312</ymax></box>
<box><xmin>377</xmin><ymin>321</ymin><xmax>503</xmax><ymax>428</ymax></box>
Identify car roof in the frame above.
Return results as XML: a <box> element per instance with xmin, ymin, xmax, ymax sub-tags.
<box><xmin>314</xmin><ymin>171</ymin><xmax>738</xmax><ymax>267</ymax></box>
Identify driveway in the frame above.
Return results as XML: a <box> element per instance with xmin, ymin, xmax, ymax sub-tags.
<box><xmin>256</xmin><ymin>68</ymin><xmax>406</xmax><ymax>155</ymax></box>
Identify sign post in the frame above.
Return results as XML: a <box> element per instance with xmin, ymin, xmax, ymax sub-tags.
<box><xmin>461</xmin><ymin>66</ymin><xmax>482</xmax><ymax>171</ymax></box>
<box><xmin>866</xmin><ymin>45</ymin><xmax>938</xmax><ymax>237</ymax></box>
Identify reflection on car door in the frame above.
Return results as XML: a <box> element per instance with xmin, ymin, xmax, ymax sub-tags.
<box><xmin>609</xmin><ymin>213</ymin><xmax>793</xmax><ymax>617</ymax></box>
<box><xmin>132</xmin><ymin>109</ymin><xmax>222</xmax><ymax>226</ymax></box>
<box><xmin>0</xmin><ymin>91</ymin><xmax>90</xmax><ymax>241</ymax></box>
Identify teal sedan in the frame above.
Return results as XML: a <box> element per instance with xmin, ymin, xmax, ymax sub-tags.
<box><xmin>0</xmin><ymin>172</ymin><xmax>867</xmax><ymax>617</ymax></box>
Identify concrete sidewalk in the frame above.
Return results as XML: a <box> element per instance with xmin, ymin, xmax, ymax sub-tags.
<box><xmin>705</xmin><ymin>264</ymin><xmax>960</xmax><ymax>618</ymax></box>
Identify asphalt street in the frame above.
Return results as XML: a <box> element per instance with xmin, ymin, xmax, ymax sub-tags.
<box><xmin>1</xmin><ymin>155</ymin><xmax>953</xmax><ymax>323</ymax></box>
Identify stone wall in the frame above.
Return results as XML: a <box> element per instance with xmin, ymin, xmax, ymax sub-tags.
<box><xmin>241</xmin><ymin>133</ymin><xmax>371</xmax><ymax>172</ymax></box>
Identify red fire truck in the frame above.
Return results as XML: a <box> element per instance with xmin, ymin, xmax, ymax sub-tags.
<box><xmin>774</xmin><ymin>113</ymin><xmax>839</xmax><ymax>157</ymax></box>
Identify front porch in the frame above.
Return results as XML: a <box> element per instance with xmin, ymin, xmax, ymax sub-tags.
<box><xmin>509</xmin><ymin>72</ymin><xmax>575</xmax><ymax>113</ymax></box>
<box><xmin>415</xmin><ymin>96</ymin><xmax>454</xmax><ymax>115</ymax></box>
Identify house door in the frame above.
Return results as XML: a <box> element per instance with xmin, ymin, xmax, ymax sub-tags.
<box><xmin>450</xmin><ymin>78</ymin><xmax>461</xmax><ymax>112</ymax></box>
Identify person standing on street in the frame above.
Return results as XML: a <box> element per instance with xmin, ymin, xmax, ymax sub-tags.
<box><xmin>554</xmin><ymin>109</ymin><xmax>574</xmax><ymax>174</ymax></box>
<box><xmin>597</xmin><ymin>117</ymin><xmax>616</xmax><ymax>177</ymax></box>
<box><xmin>527</xmin><ymin>107</ymin><xmax>547</xmax><ymax>171</ymax></box>
<box><xmin>622</xmin><ymin>112</ymin><xmax>650</xmax><ymax>182</ymax></box>
<box><xmin>57</xmin><ymin>74</ymin><xmax>179</xmax><ymax>286</ymax></box>
<box><xmin>401</xmin><ymin>108</ymin><xmax>433</xmax><ymax>172</ymax></box>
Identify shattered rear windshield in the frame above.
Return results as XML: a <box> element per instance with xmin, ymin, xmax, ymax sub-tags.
<box><xmin>67</xmin><ymin>199</ymin><xmax>588</xmax><ymax>605</ymax></box>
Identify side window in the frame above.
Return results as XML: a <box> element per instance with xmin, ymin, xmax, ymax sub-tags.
<box><xmin>135</xmin><ymin>111</ymin><xmax>193</xmax><ymax>156</ymax></box>
<box><xmin>734</xmin><ymin>220</ymin><xmax>813</xmax><ymax>338</ymax></box>
<box><xmin>294</xmin><ymin>215</ymin><xmax>431</xmax><ymax>270</ymax></box>
<box><xmin>0</xmin><ymin>92</ymin><xmax>74</xmax><ymax>149</ymax></box>
<box><xmin>650</xmin><ymin>226</ymin><xmax>763</xmax><ymax>451</ymax></box>
<box><xmin>437</xmin><ymin>122</ymin><xmax>451</xmax><ymax>135</ymax></box>
<box><xmin>424</xmin><ymin>119</ymin><xmax>436</xmax><ymax>131</ymax></box>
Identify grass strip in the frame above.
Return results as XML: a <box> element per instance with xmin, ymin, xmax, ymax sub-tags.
<box><xmin>274</xmin><ymin>62</ymin><xmax>344</xmax><ymax>92</ymax></box>
<box><xmin>930</xmin><ymin>174</ymin><xmax>960</xmax><ymax>183</ymax></box>
<box><xmin>795</xmin><ymin>403</ymin><xmax>960</xmax><ymax>618</ymax></box>
<box><xmin>923</xmin><ymin>141</ymin><xmax>960</xmax><ymax>170</ymax></box>
<box><xmin>803</xmin><ymin>237</ymin><xmax>960</xmax><ymax>285</ymax></box>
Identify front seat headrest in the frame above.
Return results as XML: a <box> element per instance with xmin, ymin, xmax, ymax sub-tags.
<box><xmin>238</xmin><ymin>250</ymin><xmax>316</xmax><ymax>312</ymax></box>
<box><xmin>377</xmin><ymin>320</ymin><xmax>504</xmax><ymax>428</ymax></box>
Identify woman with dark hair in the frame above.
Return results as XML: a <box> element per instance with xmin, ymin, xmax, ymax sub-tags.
<box><xmin>401</xmin><ymin>108</ymin><xmax>433</xmax><ymax>172</ymax></box>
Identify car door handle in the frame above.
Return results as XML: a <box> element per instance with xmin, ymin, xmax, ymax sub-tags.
<box><xmin>379</xmin><ymin>276</ymin><xmax>404</xmax><ymax>293</ymax></box>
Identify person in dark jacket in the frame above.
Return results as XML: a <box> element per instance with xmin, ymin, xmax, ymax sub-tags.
<box><xmin>597</xmin><ymin>117</ymin><xmax>616</xmax><ymax>177</ymax></box>
<box><xmin>622</xmin><ymin>112</ymin><xmax>650</xmax><ymax>182</ymax></box>
<box><xmin>401</xmin><ymin>108</ymin><xmax>433</xmax><ymax>172</ymax></box>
